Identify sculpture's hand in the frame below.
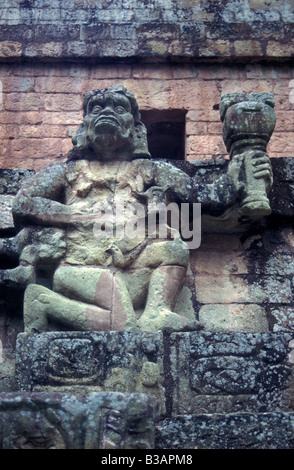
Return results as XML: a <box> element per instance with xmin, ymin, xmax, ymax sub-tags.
<box><xmin>250</xmin><ymin>150</ymin><xmax>273</xmax><ymax>186</ymax></box>
<box><xmin>226</xmin><ymin>153</ymin><xmax>246</xmax><ymax>194</ymax></box>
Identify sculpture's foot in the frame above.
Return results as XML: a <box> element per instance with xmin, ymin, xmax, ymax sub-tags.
<box><xmin>24</xmin><ymin>284</ymin><xmax>51</xmax><ymax>332</ymax></box>
<box><xmin>0</xmin><ymin>265</ymin><xmax>34</xmax><ymax>289</ymax></box>
<box><xmin>137</xmin><ymin>307</ymin><xmax>201</xmax><ymax>333</ymax></box>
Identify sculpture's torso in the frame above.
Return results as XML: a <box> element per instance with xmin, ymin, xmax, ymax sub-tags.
<box><xmin>63</xmin><ymin>158</ymin><xmax>155</xmax><ymax>267</ymax></box>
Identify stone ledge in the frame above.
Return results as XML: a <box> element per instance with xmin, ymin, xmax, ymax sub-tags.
<box><xmin>15</xmin><ymin>330</ymin><xmax>294</xmax><ymax>418</ymax></box>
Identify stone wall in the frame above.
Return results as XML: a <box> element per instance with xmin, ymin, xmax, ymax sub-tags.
<box><xmin>0</xmin><ymin>0</ymin><xmax>294</xmax><ymax>171</ymax></box>
<box><xmin>0</xmin><ymin>0</ymin><xmax>293</xmax><ymax>62</ymax></box>
<box><xmin>0</xmin><ymin>62</ymin><xmax>294</xmax><ymax>170</ymax></box>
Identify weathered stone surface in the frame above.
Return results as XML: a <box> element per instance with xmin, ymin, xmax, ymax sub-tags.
<box><xmin>271</xmin><ymin>307</ymin><xmax>294</xmax><ymax>333</ymax></box>
<box><xmin>170</xmin><ymin>332</ymin><xmax>293</xmax><ymax>415</ymax></box>
<box><xmin>195</xmin><ymin>275</ymin><xmax>293</xmax><ymax>305</ymax></box>
<box><xmin>0</xmin><ymin>391</ymin><xmax>156</xmax><ymax>449</ymax></box>
<box><xmin>15</xmin><ymin>331</ymin><xmax>166</xmax><ymax>415</ymax></box>
<box><xmin>16</xmin><ymin>330</ymin><xmax>294</xmax><ymax>420</ymax></box>
<box><xmin>0</xmin><ymin>169</ymin><xmax>35</xmax><ymax>195</ymax></box>
<box><xmin>156</xmin><ymin>412</ymin><xmax>294</xmax><ymax>449</ymax></box>
<box><xmin>198</xmin><ymin>304</ymin><xmax>269</xmax><ymax>333</ymax></box>
<box><xmin>0</xmin><ymin>195</ymin><xmax>15</xmax><ymax>235</ymax></box>
<box><xmin>270</xmin><ymin>157</ymin><xmax>294</xmax><ymax>217</ymax></box>
<box><xmin>0</xmin><ymin>1</ymin><xmax>293</xmax><ymax>61</ymax></box>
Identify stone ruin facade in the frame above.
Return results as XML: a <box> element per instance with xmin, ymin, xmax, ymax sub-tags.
<box><xmin>1</xmin><ymin>0</ymin><xmax>294</xmax><ymax>451</ymax></box>
<box><xmin>1</xmin><ymin>81</ymin><xmax>294</xmax><ymax>449</ymax></box>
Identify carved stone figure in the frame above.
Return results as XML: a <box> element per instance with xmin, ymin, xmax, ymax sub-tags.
<box><xmin>7</xmin><ymin>85</ymin><xmax>274</xmax><ymax>334</ymax></box>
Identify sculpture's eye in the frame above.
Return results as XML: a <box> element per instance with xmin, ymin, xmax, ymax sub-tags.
<box><xmin>91</xmin><ymin>105</ymin><xmax>103</xmax><ymax>114</ymax></box>
<box><xmin>115</xmin><ymin>106</ymin><xmax>127</xmax><ymax>114</ymax></box>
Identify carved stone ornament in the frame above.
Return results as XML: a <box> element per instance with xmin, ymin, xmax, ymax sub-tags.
<box><xmin>0</xmin><ymin>85</ymin><xmax>275</xmax><ymax>334</ymax></box>
<box><xmin>220</xmin><ymin>91</ymin><xmax>276</xmax><ymax>218</ymax></box>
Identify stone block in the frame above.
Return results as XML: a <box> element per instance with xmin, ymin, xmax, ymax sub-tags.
<box><xmin>234</xmin><ymin>40</ymin><xmax>263</xmax><ymax>56</ymax></box>
<box><xmin>4</xmin><ymin>93</ymin><xmax>43</xmax><ymax>112</ymax></box>
<box><xmin>271</xmin><ymin>307</ymin><xmax>294</xmax><ymax>333</ymax></box>
<box><xmin>0</xmin><ymin>41</ymin><xmax>22</xmax><ymax>58</ymax></box>
<box><xmin>192</xmin><ymin>250</ymin><xmax>249</xmax><ymax>275</ymax></box>
<box><xmin>195</xmin><ymin>275</ymin><xmax>264</xmax><ymax>304</ymax></box>
<box><xmin>0</xmin><ymin>391</ymin><xmax>156</xmax><ymax>449</ymax></box>
<box><xmin>195</xmin><ymin>275</ymin><xmax>293</xmax><ymax>304</ymax></box>
<box><xmin>198</xmin><ymin>304</ymin><xmax>269</xmax><ymax>333</ymax></box>
<box><xmin>169</xmin><ymin>331</ymin><xmax>293</xmax><ymax>415</ymax></box>
<box><xmin>186</xmin><ymin>135</ymin><xmax>226</xmax><ymax>156</ymax></box>
<box><xmin>15</xmin><ymin>331</ymin><xmax>166</xmax><ymax>415</ymax></box>
<box><xmin>156</xmin><ymin>412</ymin><xmax>294</xmax><ymax>449</ymax></box>
<box><xmin>266</xmin><ymin>40</ymin><xmax>294</xmax><ymax>57</ymax></box>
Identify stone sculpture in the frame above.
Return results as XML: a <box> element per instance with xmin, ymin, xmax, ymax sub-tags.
<box><xmin>220</xmin><ymin>91</ymin><xmax>276</xmax><ymax>218</ymax></box>
<box><xmin>5</xmin><ymin>85</ymin><xmax>274</xmax><ymax>334</ymax></box>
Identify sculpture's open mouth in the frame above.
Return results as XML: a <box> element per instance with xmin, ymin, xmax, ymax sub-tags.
<box><xmin>94</xmin><ymin>116</ymin><xmax>120</xmax><ymax>126</ymax></box>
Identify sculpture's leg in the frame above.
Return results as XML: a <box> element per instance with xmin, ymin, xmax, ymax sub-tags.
<box><xmin>138</xmin><ymin>265</ymin><xmax>200</xmax><ymax>333</ymax></box>
<box><xmin>23</xmin><ymin>266</ymin><xmax>137</xmax><ymax>333</ymax></box>
<box><xmin>53</xmin><ymin>266</ymin><xmax>137</xmax><ymax>331</ymax></box>
<box><xmin>23</xmin><ymin>284</ymin><xmax>111</xmax><ymax>333</ymax></box>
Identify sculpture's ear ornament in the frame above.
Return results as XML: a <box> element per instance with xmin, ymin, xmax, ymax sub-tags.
<box><xmin>132</xmin><ymin>121</ymin><xmax>151</xmax><ymax>159</ymax></box>
<box><xmin>220</xmin><ymin>91</ymin><xmax>276</xmax><ymax>219</ymax></box>
<box><xmin>71</xmin><ymin>122</ymin><xmax>86</xmax><ymax>149</ymax></box>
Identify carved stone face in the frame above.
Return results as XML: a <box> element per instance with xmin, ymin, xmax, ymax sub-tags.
<box><xmin>71</xmin><ymin>85</ymin><xmax>150</xmax><ymax>160</ymax></box>
<box><xmin>83</xmin><ymin>91</ymin><xmax>136</xmax><ymax>157</ymax></box>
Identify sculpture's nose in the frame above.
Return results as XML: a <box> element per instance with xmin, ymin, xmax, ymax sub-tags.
<box><xmin>101</xmin><ymin>105</ymin><xmax>114</xmax><ymax>114</ymax></box>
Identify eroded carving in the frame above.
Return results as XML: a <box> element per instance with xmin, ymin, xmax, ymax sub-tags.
<box><xmin>16</xmin><ymin>331</ymin><xmax>166</xmax><ymax>415</ymax></box>
<box><xmin>0</xmin><ymin>392</ymin><xmax>156</xmax><ymax>449</ymax></box>
<box><xmin>170</xmin><ymin>332</ymin><xmax>292</xmax><ymax>415</ymax></box>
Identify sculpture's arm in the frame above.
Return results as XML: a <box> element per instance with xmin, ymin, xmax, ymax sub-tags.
<box><xmin>153</xmin><ymin>161</ymin><xmax>192</xmax><ymax>203</ymax></box>
<box><xmin>192</xmin><ymin>167</ymin><xmax>240</xmax><ymax>215</ymax></box>
<box><xmin>192</xmin><ymin>150</ymin><xmax>273</xmax><ymax>216</ymax></box>
<box><xmin>12</xmin><ymin>162</ymin><xmax>75</xmax><ymax>230</ymax></box>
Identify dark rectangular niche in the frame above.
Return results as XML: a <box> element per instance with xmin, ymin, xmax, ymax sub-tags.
<box><xmin>141</xmin><ymin>109</ymin><xmax>187</xmax><ymax>160</ymax></box>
